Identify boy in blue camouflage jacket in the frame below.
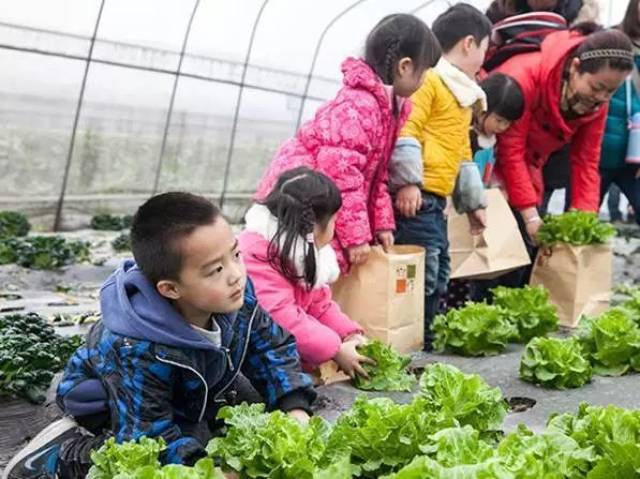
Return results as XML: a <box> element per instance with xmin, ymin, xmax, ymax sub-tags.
<box><xmin>4</xmin><ymin>192</ymin><xmax>315</xmax><ymax>479</ymax></box>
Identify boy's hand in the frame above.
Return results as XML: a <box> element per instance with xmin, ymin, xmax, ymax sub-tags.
<box><xmin>467</xmin><ymin>208</ymin><xmax>487</xmax><ymax>235</ymax></box>
<box><xmin>348</xmin><ymin>243</ymin><xmax>371</xmax><ymax>265</ymax></box>
<box><xmin>289</xmin><ymin>408</ymin><xmax>310</xmax><ymax>425</ymax></box>
<box><xmin>334</xmin><ymin>340</ymin><xmax>376</xmax><ymax>379</ymax></box>
<box><xmin>224</xmin><ymin>472</ymin><xmax>240</xmax><ymax>479</ymax></box>
<box><xmin>395</xmin><ymin>185</ymin><xmax>422</xmax><ymax>217</ymax></box>
<box><xmin>376</xmin><ymin>231</ymin><xmax>395</xmax><ymax>252</ymax></box>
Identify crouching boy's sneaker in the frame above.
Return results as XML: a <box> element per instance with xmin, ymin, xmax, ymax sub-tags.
<box><xmin>3</xmin><ymin>417</ymin><xmax>83</xmax><ymax>479</ymax></box>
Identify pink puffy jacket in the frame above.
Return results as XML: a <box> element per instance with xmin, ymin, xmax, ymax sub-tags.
<box><xmin>254</xmin><ymin>58</ymin><xmax>411</xmax><ymax>272</ymax></box>
<box><xmin>239</xmin><ymin>231</ymin><xmax>362</xmax><ymax>370</ymax></box>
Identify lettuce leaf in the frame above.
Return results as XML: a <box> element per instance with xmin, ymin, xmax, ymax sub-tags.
<box><xmin>419</xmin><ymin>363</ymin><xmax>508</xmax><ymax>433</ymax></box>
<box><xmin>491</xmin><ymin>286</ymin><xmax>558</xmax><ymax>343</ymax></box>
<box><xmin>520</xmin><ymin>337</ymin><xmax>592</xmax><ymax>389</ymax></box>
<box><xmin>88</xmin><ymin>437</ymin><xmax>165</xmax><ymax>479</ymax></box>
<box><xmin>496</xmin><ymin>424</ymin><xmax>595</xmax><ymax>478</ymax></box>
<box><xmin>206</xmin><ymin>403</ymin><xmax>331</xmax><ymax>479</ymax></box>
<box><xmin>577</xmin><ymin>309</ymin><xmax>640</xmax><ymax>376</ymax></box>
<box><xmin>547</xmin><ymin>403</ymin><xmax>640</xmax><ymax>477</ymax></box>
<box><xmin>537</xmin><ymin>211</ymin><xmax>616</xmax><ymax>246</ymax></box>
<box><xmin>325</xmin><ymin>396</ymin><xmax>453</xmax><ymax>478</ymax></box>
<box><xmin>353</xmin><ymin>340</ymin><xmax>417</xmax><ymax>392</ymax></box>
<box><xmin>381</xmin><ymin>427</ymin><xmax>508</xmax><ymax>479</ymax></box>
<box><xmin>432</xmin><ymin>303</ymin><xmax>518</xmax><ymax>356</ymax></box>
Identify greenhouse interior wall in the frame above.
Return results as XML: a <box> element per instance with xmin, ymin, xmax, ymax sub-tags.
<box><xmin>0</xmin><ymin>0</ymin><xmax>627</xmax><ymax>230</ymax></box>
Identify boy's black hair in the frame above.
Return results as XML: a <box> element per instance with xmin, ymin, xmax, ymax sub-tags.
<box><xmin>131</xmin><ymin>192</ymin><xmax>222</xmax><ymax>286</ymax></box>
<box><xmin>479</xmin><ymin>73</ymin><xmax>525</xmax><ymax>122</ymax></box>
<box><xmin>432</xmin><ymin>3</ymin><xmax>492</xmax><ymax>53</ymax></box>
<box><xmin>260</xmin><ymin>167</ymin><xmax>342</xmax><ymax>288</ymax></box>
<box><xmin>365</xmin><ymin>13</ymin><xmax>441</xmax><ymax>86</ymax></box>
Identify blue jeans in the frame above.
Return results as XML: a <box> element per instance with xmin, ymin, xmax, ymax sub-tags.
<box><xmin>395</xmin><ymin>193</ymin><xmax>450</xmax><ymax>349</ymax></box>
<box><xmin>600</xmin><ymin>167</ymin><xmax>640</xmax><ymax>225</ymax></box>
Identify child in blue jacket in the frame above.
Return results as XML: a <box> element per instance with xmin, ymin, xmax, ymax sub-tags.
<box><xmin>4</xmin><ymin>193</ymin><xmax>314</xmax><ymax>479</ymax></box>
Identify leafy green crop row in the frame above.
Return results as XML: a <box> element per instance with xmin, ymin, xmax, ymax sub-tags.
<box><xmin>89</xmin><ymin>437</ymin><xmax>226</xmax><ymax>479</ymax></box>
<box><xmin>433</xmin><ymin>286</ymin><xmax>559</xmax><ymax>356</ymax></box>
<box><xmin>91</xmin><ymin>214</ymin><xmax>133</xmax><ymax>231</ymax></box>
<box><xmin>0</xmin><ymin>211</ymin><xmax>30</xmax><ymax>237</ymax></box>
<box><xmin>112</xmin><ymin>233</ymin><xmax>131</xmax><ymax>252</ymax></box>
<box><xmin>519</xmin><ymin>307</ymin><xmax>640</xmax><ymax>389</ymax></box>
<box><xmin>0</xmin><ymin>313</ymin><xmax>83</xmax><ymax>403</ymax></box>
<box><xmin>90</xmin><ymin>363</ymin><xmax>640</xmax><ymax>478</ymax></box>
<box><xmin>0</xmin><ymin>235</ymin><xmax>90</xmax><ymax>269</ymax></box>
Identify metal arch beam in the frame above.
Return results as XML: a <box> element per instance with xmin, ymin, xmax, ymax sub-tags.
<box><xmin>53</xmin><ymin>0</ymin><xmax>106</xmax><ymax>231</ymax></box>
<box><xmin>294</xmin><ymin>0</ymin><xmax>368</xmax><ymax>132</ymax></box>
<box><xmin>152</xmin><ymin>0</ymin><xmax>201</xmax><ymax>196</ymax></box>
<box><xmin>219</xmin><ymin>0</ymin><xmax>269</xmax><ymax>209</ymax></box>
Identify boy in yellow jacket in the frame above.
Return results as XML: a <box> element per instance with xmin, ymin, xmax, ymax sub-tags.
<box><xmin>389</xmin><ymin>4</ymin><xmax>491</xmax><ymax>351</ymax></box>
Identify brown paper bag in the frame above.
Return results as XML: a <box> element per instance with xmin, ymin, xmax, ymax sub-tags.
<box><xmin>313</xmin><ymin>361</ymin><xmax>350</xmax><ymax>386</ymax></box>
<box><xmin>448</xmin><ymin>188</ymin><xmax>530</xmax><ymax>280</ymax></box>
<box><xmin>530</xmin><ymin>243</ymin><xmax>612</xmax><ymax>327</ymax></box>
<box><xmin>331</xmin><ymin>245</ymin><xmax>425</xmax><ymax>352</ymax></box>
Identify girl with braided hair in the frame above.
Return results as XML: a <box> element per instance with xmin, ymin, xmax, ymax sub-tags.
<box><xmin>254</xmin><ymin>14</ymin><xmax>440</xmax><ymax>274</ymax></box>
<box><xmin>240</xmin><ymin>167</ymin><xmax>373</xmax><ymax>376</ymax></box>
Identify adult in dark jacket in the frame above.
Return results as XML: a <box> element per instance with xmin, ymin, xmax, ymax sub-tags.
<box><xmin>599</xmin><ymin>0</ymin><xmax>640</xmax><ymax>225</ymax></box>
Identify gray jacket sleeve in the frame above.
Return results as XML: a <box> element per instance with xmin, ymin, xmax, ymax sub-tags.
<box><xmin>388</xmin><ymin>137</ymin><xmax>423</xmax><ymax>192</ymax></box>
<box><xmin>452</xmin><ymin>162</ymin><xmax>488</xmax><ymax>214</ymax></box>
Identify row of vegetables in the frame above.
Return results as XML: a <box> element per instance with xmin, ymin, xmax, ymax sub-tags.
<box><xmin>432</xmin><ymin>284</ymin><xmax>640</xmax><ymax>389</ymax></box>
<box><xmin>0</xmin><ymin>211</ymin><xmax>131</xmax><ymax>270</ymax></box>
<box><xmin>87</xmin><ymin>363</ymin><xmax>640</xmax><ymax>478</ymax></box>
<box><xmin>431</xmin><ymin>211</ymin><xmax>640</xmax><ymax>391</ymax></box>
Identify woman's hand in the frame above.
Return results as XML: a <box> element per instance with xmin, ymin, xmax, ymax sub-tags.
<box><xmin>521</xmin><ymin>207</ymin><xmax>543</xmax><ymax>244</ymax></box>
<box><xmin>348</xmin><ymin>243</ymin><xmax>371</xmax><ymax>265</ymax></box>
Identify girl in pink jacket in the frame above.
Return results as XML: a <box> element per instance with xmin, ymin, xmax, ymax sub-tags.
<box><xmin>240</xmin><ymin>168</ymin><xmax>372</xmax><ymax>376</ymax></box>
<box><xmin>254</xmin><ymin>14</ymin><xmax>441</xmax><ymax>273</ymax></box>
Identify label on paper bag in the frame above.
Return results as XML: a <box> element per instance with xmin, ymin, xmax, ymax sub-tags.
<box><xmin>395</xmin><ymin>263</ymin><xmax>417</xmax><ymax>294</ymax></box>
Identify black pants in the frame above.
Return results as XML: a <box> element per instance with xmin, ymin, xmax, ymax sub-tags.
<box><xmin>600</xmin><ymin>166</ymin><xmax>640</xmax><ymax>225</ymax></box>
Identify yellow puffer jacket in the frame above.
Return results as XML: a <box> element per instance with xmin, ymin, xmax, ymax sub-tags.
<box><xmin>401</xmin><ymin>69</ymin><xmax>473</xmax><ymax>197</ymax></box>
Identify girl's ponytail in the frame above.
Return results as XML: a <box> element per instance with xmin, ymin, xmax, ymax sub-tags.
<box><xmin>261</xmin><ymin>167</ymin><xmax>342</xmax><ymax>288</ymax></box>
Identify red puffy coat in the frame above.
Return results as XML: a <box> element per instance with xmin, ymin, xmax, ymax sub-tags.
<box><xmin>494</xmin><ymin>30</ymin><xmax>607</xmax><ymax>211</ymax></box>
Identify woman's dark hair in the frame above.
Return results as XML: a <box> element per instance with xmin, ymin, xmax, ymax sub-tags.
<box><xmin>364</xmin><ymin>13</ymin><xmax>441</xmax><ymax>86</ymax></box>
<box><xmin>261</xmin><ymin>167</ymin><xmax>342</xmax><ymax>287</ymax></box>
<box><xmin>479</xmin><ymin>73</ymin><xmax>525</xmax><ymax>122</ymax></box>
<box><xmin>621</xmin><ymin>0</ymin><xmax>640</xmax><ymax>40</ymax></box>
<box><xmin>572</xmin><ymin>28</ymin><xmax>634</xmax><ymax>74</ymax></box>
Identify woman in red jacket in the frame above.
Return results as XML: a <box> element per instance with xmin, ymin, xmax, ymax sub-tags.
<box><xmin>494</xmin><ymin>27</ymin><xmax>633</xmax><ymax>241</ymax></box>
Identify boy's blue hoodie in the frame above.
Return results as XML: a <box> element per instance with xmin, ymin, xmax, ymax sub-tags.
<box><xmin>57</xmin><ymin>260</ymin><xmax>314</xmax><ymax>464</ymax></box>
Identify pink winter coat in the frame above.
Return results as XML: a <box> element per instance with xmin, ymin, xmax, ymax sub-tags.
<box><xmin>239</xmin><ymin>210</ymin><xmax>362</xmax><ymax>369</ymax></box>
<box><xmin>254</xmin><ymin>58</ymin><xmax>411</xmax><ymax>273</ymax></box>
